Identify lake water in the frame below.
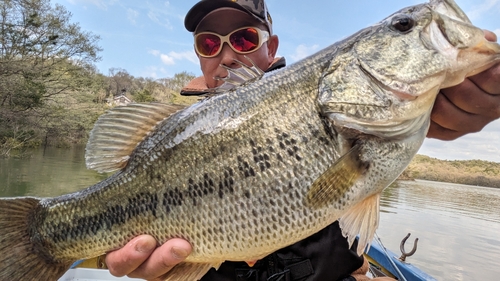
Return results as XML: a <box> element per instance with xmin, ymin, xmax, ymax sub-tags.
<box><xmin>1</xmin><ymin>146</ymin><xmax>499</xmax><ymax>280</ymax></box>
<box><xmin>377</xmin><ymin>180</ymin><xmax>500</xmax><ymax>281</ymax></box>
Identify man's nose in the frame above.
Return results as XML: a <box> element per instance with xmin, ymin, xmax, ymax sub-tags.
<box><xmin>218</xmin><ymin>43</ymin><xmax>239</xmax><ymax>67</ymax></box>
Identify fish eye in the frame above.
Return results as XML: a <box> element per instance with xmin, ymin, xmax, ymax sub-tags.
<box><xmin>391</xmin><ymin>16</ymin><xmax>415</xmax><ymax>33</ymax></box>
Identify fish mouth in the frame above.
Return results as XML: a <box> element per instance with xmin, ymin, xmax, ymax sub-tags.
<box><xmin>328</xmin><ymin>108</ymin><xmax>432</xmax><ymax>139</ymax></box>
<box><xmin>392</xmin><ymin>90</ymin><xmax>417</xmax><ymax>101</ymax></box>
<box><xmin>425</xmin><ymin>0</ymin><xmax>500</xmax><ymax>87</ymax></box>
<box><xmin>429</xmin><ymin>0</ymin><xmax>472</xmax><ymax>25</ymax></box>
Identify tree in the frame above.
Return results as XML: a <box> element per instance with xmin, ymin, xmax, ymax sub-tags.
<box><xmin>104</xmin><ymin>70</ymin><xmax>197</xmax><ymax>105</ymax></box>
<box><xmin>158</xmin><ymin>71</ymin><xmax>197</xmax><ymax>105</ymax></box>
<box><xmin>159</xmin><ymin>71</ymin><xmax>196</xmax><ymax>92</ymax></box>
<box><xmin>0</xmin><ymin>0</ymin><xmax>102</xmax><ymax>154</ymax></box>
<box><xmin>107</xmin><ymin>68</ymin><xmax>136</xmax><ymax>98</ymax></box>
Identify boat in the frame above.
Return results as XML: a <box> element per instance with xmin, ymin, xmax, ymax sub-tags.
<box><xmin>58</xmin><ymin>234</ymin><xmax>436</xmax><ymax>281</ymax></box>
<box><xmin>59</xmin><ymin>267</ymin><xmax>141</xmax><ymax>281</ymax></box>
<box><xmin>365</xmin><ymin>234</ymin><xmax>436</xmax><ymax>281</ymax></box>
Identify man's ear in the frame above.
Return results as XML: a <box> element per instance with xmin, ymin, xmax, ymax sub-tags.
<box><xmin>267</xmin><ymin>35</ymin><xmax>279</xmax><ymax>61</ymax></box>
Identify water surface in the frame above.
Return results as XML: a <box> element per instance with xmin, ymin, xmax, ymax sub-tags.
<box><xmin>378</xmin><ymin>180</ymin><xmax>500</xmax><ymax>280</ymax></box>
<box><xmin>0</xmin><ymin>146</ymin><xmax>106</xmax><ymax>197</ymax></box>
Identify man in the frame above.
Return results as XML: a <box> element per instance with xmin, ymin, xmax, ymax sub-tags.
<box><xmin>105</xmin><ymin>0</ymin><xmax>500</xmax><ymax>280</ymax></box>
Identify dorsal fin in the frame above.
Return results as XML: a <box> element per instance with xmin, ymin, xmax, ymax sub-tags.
<box><xmin>85</xmin><ymin>103</ymin><xmax>186</xmax><ymax>173</ymax></box>
<box><xmin>214</xmin><ymin>57</ymin><xmax>265</xmax><ymax>92</ymax></box>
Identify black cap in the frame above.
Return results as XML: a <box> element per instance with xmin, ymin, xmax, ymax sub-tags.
<box><xmin>185</xmin><ymin>0</ymin><xmax>273</xmax><ymax>33</ymax></box>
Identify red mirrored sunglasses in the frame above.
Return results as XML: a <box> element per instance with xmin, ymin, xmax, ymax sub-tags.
<box><xmin>194</xmin><ymin>27</ymin><xmax>270</xmax><ymax>58</ymax></box>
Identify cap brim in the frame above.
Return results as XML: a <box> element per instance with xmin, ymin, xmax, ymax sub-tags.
<box><xmin>185</xmin><ymin>1</ymin><xmax>262</xmax><ymax>32</ymax></box>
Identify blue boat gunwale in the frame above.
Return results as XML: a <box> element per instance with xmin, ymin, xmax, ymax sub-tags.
<box><xmin>365</xmin><ymin>238</ymin><xmax>436</xmax><ymax>281</ymax></box>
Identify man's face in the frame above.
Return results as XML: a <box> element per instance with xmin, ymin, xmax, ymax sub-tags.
<box><xmin>194</xmin><ymin>9</ymin><xmax>278</xmax><ymax>88</ymax></box>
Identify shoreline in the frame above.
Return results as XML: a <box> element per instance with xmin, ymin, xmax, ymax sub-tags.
<box><xmin>398</xmin><ymin>154</ymin><xmax>500</xmax><ymax>188</ymax></box>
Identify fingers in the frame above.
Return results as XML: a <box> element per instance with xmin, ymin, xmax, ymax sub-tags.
<box><xmin>127</xmin><ymin>238</ymin><xmax>192</xmax><ymax>280</ymax></box>
<box><xmin>442</xmin><ymin>74</ymin><xmax>500</xmax><ymax>117</ymax></box>
<box><xmin>428</xmin><ymin>93</ymin><xmax>477</xmax><ymax>140</ymax></box>
<box><xmin>428</xmin><ymin>90</ymin><xmax>494</xmax><ymax>140</ymax></box>
<box><xmin>106</xmin><ymin>235</ymin><xmax>157</xmax><ymax>277</ymax></box>
<box><xmin>428</xmin><ymin>62</ymin><xmax>500</xmax><ymax>140</ymax></box>
<box><xmin>484</xmin><ymin>29</ymin><xmax>497</xmax><ymax>42</ymax></box>
<box><xmin>427</xmin><ymin>119</ymin><xmax>468</xmax><ymax>141</ymax></box>
<box><xmin>469</xmin><ymin>63</ymin><xmax>500</xmax><ymax>96</ymax></box>
<box><xmin>106</xmin><ymin>236</ymin><xmax>192</xmax><ymax>280</ymax></box>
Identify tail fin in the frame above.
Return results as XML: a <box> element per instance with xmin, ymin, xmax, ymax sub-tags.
<box><xmin>0</xmin><ymin>197</ymin><xmax>71</xmax><ymax>280</ymax></box>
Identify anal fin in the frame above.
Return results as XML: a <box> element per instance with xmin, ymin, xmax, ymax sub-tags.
<box><xmin>339</xmin><ymin>193</ymin><xmax>381</xmax><ymax>256</ymax></box>
<box><xmin>162</xmin><ymin>262</ymin><xmax>221</xmax><ymax>281</ymax></box>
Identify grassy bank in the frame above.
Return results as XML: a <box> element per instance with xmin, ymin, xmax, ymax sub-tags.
<box><xmin>400</xmin><ymin>155</ymin><xmax>500</xmax><ymax>188</ymax></box>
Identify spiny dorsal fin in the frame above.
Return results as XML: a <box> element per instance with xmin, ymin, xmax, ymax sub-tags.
<box><xmin>85</xmin><ymin>103</ymin><xmax>186</xmax><ymax>173</ymax></box>
<box><xmin>306</xmin><ymin>144</ymin><xmax>368</xmax><ymax>208</ymax></box>
<box><xmin>339</xmin><ymin>193</ymin><xmax>381</xmax><ymax>256</ymax></box>
<box><xmin>214</xmin><ymin>56</ymin><xmax>265</xmax><ymax>92</ymax></box>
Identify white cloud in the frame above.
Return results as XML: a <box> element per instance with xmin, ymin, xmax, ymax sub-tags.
<box><xmin>160</xmin><ymin>54</ymin><xmax>175</xmax><ymax>65</ymax></box>
<box><xmin>150</xmin><ymin>50</ymin><xmax>198</xmax><ymax>66</ymax></box>
<box><xmin>148</xmin><ymin>10</ymin><xmax>173</xmax><ymax>30</ymax></box>
<box><xmin>148</xmin><ymin>49</ymin><xmax>161</xmax><ymax>56</ymax></box>
<box><xmin>67</xmin><ymin>0</ymin><xmax>118</xmax><ymax>10</ymax></box>
<box><xmin>166</xmin><ymin>51</ymin><xmax>199</xmax><ymax>64</ymax></box>
<box><xmin>127</xmin><ymin>8</ymin><xmax>139</xmax><ymax>25</ymax></box>
<box><xmin>290</xmin><ymin>44</ymin><xmax>320</xmax><ymax>62</ymax></box>
<box><xmin>494</xmin><ymin>29</ymin><xmax>500</xmax><ymax>39</ymax></box>
<box><xmin>419</xmin><ymin>120</ymin><xmax>500</xmax><ymax>163</ymax></box>
<box><xmin>466</xmin><ymin>0</ymin><xmax>500</xmax><ymax>21</ymax></box>
<box><xmin>140</xmin><ymin>66</ymin><xmax>168</xmax><ymax>79</ymax></box>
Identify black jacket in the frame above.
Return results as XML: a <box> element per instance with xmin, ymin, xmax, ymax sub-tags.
<box><xmin>201</xmin><ymin>221</ymin><xmax>364</xmax><ymax>281</ymax></box>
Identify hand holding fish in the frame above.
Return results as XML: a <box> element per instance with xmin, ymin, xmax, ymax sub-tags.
<box><xmin>105</xmin><ymin>236</ymin><xmax>192</xmax><ymax>280</ymax></box>
<box><xmin>428</xmin><ymin>30</ymin><xmax>500</xmax><ymax>140</ymax></box>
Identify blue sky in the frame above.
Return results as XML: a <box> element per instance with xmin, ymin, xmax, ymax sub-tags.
<box><xmin>53</xmin><ymin>0</ymin><xmax>500</xmax><ymax>162</ymax></box>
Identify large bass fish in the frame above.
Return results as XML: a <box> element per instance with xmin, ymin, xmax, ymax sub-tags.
<box><xmin>1</xmin><ymin>0</ymin><xmax>499</xmax><ymax>280</ymax></box>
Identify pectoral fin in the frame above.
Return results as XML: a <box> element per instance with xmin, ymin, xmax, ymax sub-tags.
<box><xmin>85</xmin><ymin>103</ymin><xmax>186</xmax><ymax>173</ymax></box>
<box><xmin>306</xmin><ymin>144</ymin><xmax>368</xmax><ymax>208</ymax></box>
<box><xmin>339</xmin><ymin>193</ymin><xmax>381</xmax><ymax>256</ymax></box>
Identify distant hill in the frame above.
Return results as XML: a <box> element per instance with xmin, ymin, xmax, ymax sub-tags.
<box><xmin>399</xmin><ymin>155</ymin><xmax>500</xmax><ymax>188</ymax></box>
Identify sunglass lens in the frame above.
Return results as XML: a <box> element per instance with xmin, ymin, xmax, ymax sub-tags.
<box><xmin>230</xmin><ymin>28</ymin><xmax>259</xmax><ymax>53</ymax></box>
<box><xmin>196</xmin><ymin>33</ymin><xmax>221</xmax><ymax>57</ymax></box>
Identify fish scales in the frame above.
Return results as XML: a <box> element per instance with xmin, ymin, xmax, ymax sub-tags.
<box><xmin>36</xmin><ymin>51</ymin><xmax>343</xmax><ymax>263</ymax></box>
<box><xmin>1</xmin><ymin>0</ymin><xmax>499</xmax><ymax>280</ymax></box>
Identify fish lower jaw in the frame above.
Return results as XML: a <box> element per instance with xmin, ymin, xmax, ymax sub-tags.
<box><xmin>331</xmin><ymin>111</ymin><xmax>431</xmax><ymax>140</ymax></box>
<box><xmin>391</xmin><ymin>90</ymin><xmax>418</xmax><ymax>101</ymax></box>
